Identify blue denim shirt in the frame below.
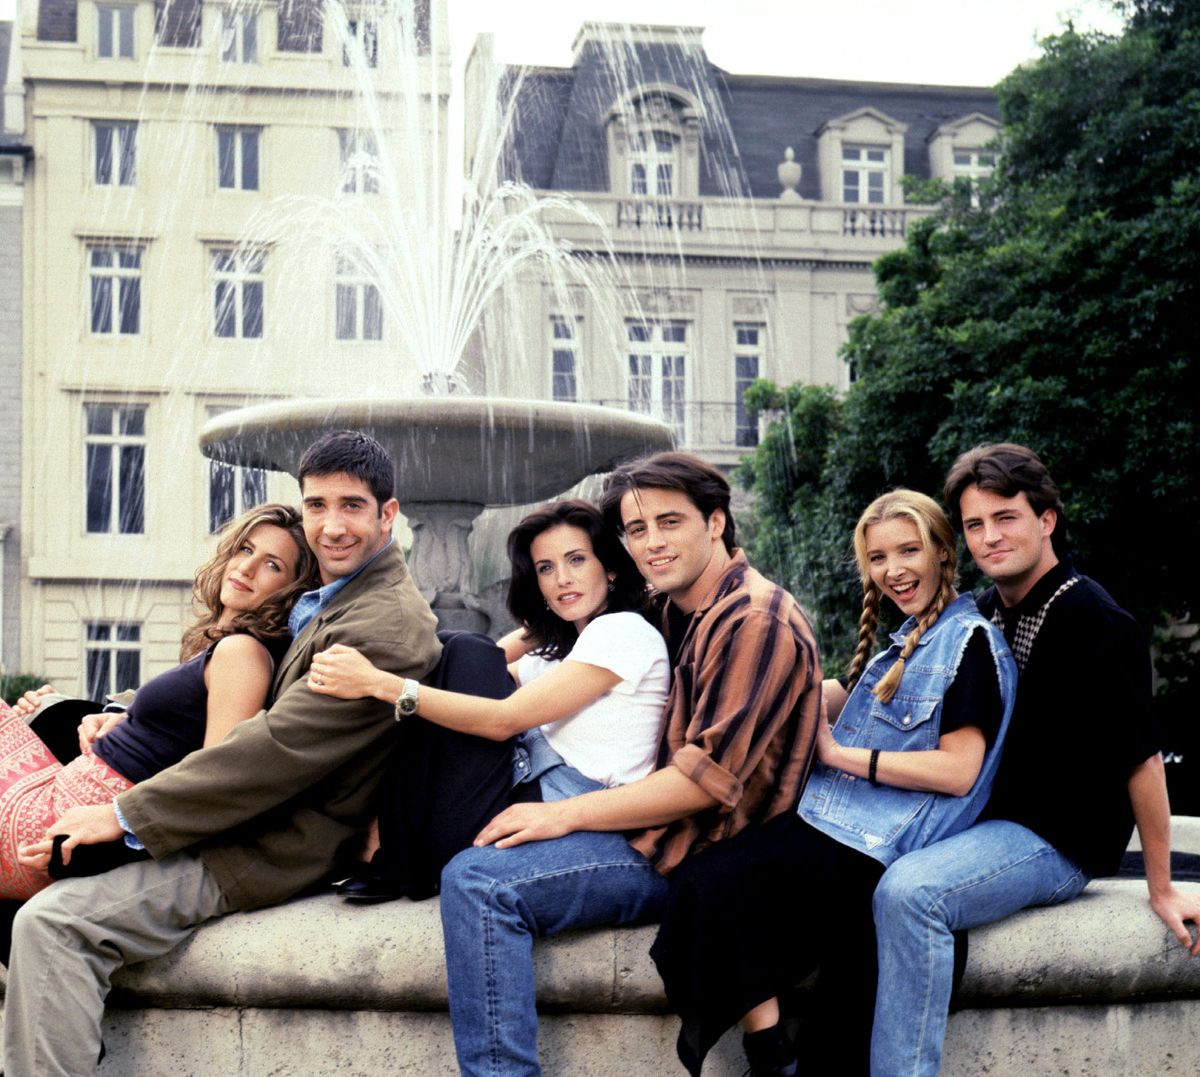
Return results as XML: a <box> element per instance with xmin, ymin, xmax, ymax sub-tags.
<box><xmin>799</xmin><ymin>593</ymin><xmax>1017</xmax><ymax>866</ymax></box>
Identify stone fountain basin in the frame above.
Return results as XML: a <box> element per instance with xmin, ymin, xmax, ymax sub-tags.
<box><xmin>200</xmin><ymin>397</ymin><xmax>674</xmax><ymax>507</ymax></box>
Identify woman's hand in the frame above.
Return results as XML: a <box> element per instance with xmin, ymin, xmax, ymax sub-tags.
<box><xmin>474</xmin><ymin>801</ymin><xmax>574</xmax><ymax>849</ymax></box>
<box><xmin>308</xmin><ymin>644</ymin><xmax>389</xmax><ymax>701</ymax></box>
<box><xmin>815</xmin><ymin>712</ymin><xmax>842</xmax><ymax>768</ymax></box>
<box><xmin>19</xmin><ymin>803</ymin><xmax>124</xmax><ymax>868</ymax></box>
<box><xmin>11</xmin><ymin>684</ymin><xmax>56</xmax><ymax>719</ymax></box>
<box><xmin>78</xmin><ymin>710</ymin><xmax>126</xmax><ymax>755</ymax></box>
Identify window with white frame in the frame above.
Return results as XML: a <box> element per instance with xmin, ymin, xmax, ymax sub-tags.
<box><xmin>952</xmin><ymin>148</ymin><xmax>998</xmax><ymax>183</ymax></box>
<box><xmin>88</xmin><ymin>245</ymin><xmax>141</xmax><ymax>336</ymax></box>
<box><xmin>221</xmin><ymin>7</ymin><xmax>258</xmax><ymax>62</ymax></box>
<box><xmin>627</xmin><ymin>320</ymin><xmax>688</xmax><ymax>439</ymax></box>
<box><xmin>734</xmin><ymin>323</ymin><xmax>765</xmax><ymax>448</ymax></box>
<box><xmin>212</xmin><ymin>248</ymin><xmax>265</xmax><ymax>339</ymax></box>
<box><xmin>629</xmin><ymin>130</ymin><xmax>677</xmax><ymax>197</ymax></box>
<box><xmin>84</xmin><ymin>403</ymin><xmax>146</xmax><ymax>534</ymax></box>
<box><xmin>94</xmin><ymin>121</ymin><xmax>136</xmax><ymax>187</ymax></box>
<box><xmin>343</xmin><ymin>18</ymin><xmax>379</xmax><ymax>67</ymax></box>
<box><xmin>97</xmin><ymin>3</ymin><xmax>135</xmax><ymax>58</ymax></box>
<box><xmin>338</xmin><ymin>129</ymin><xmax>380</xmax><ymax>194</ymax></box>
<box><xmin>85</xmin><ymin>622</ymin><xmax>141</xmax><ymax>699</ymax></box>
<box><xmin>842</xmin><ymin>145</ymin><xmax>889</xmax><ymax>203</ymax></box>
<box><xmin>549</xmin><ymin>315</ymin><xmax>580</xmax><ymax>402</ymax></box>
<box><xmin>335</xmin><ymin>256</ymin><xmax>383</xmax><ymax>340</ymax></box>
<box><xmin>216</xmin><ymin>125</ymin><xmax>260</xmax><ymax>191</ymax></box>
<box><xmin>207</xmin><ymin>408</ymin><xmax>267</xmax><ymax>531</ymax></box>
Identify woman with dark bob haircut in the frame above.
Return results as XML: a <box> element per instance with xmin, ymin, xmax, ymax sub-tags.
<box><xmin>311</xmin><ymin>495</ymin><xmax>671</xmax><ymax>849</ymax></box>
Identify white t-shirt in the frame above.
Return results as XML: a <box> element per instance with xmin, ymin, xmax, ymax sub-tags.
<box><xmin>516</xmin><ymin>611</ymin><xmax>670</xmax><ymax>788</ymax></box>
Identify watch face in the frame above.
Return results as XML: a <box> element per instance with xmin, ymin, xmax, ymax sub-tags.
<box><xmin>399</xmin><ymin>697</ymin><xmax>418</xmax><ymax>715</ymax></box>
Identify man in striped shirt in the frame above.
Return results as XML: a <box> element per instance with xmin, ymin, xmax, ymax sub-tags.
<box><xmin>439</xmin><ymin>451</ymin><xmax>821</xmax><ymax>1076</ymax></box>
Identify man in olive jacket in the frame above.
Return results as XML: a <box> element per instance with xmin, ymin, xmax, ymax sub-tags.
<box><xmin>4</xmin><ymin>430</ymin><xmax>440</xmax><ymax>1075</ymax></box>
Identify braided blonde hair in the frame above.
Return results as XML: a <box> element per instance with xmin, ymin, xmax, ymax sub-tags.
<box><xmin>845</xmin><ymin>489</ymin><xmax>958</xmax><ymax>703</ymax></box>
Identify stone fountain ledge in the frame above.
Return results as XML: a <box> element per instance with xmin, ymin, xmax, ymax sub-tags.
<box><xmin>1</xmin><ymin>820</ymin><xmax>1198</xmax><ymax>1075</ymax></box>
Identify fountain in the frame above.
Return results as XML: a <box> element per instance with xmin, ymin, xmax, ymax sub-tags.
<box><xmin>200</xmin><ymin>396</ymin><xmax>671</xmax><ymax>632</ymax></box>
<box><xmin>188</xmin><ymin>1</ymin><xmax>676</xmax><ymax>633</ymax></box>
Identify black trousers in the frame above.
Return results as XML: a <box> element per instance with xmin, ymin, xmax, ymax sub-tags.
<box><xmin>366</xmin><ymin>630</ymin><xmax>539</xmax><ymax>899</ymax></box>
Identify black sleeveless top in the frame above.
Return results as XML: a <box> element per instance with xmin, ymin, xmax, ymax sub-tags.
<box><xmin>92</xmin><ymin>635</ymin><xmax>287</xmax><ymax>784</ymax></box>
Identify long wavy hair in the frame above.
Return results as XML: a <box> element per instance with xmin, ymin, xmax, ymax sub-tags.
<box><xmin>845</xmin><ymin>489</ymin><xmax>957</xmax><ymax>703</ymax></box>
<box><xmin>507</xmin><ymin>499</ymin><xmax>650</xmax><ymax>661</ymax></box>
<box><xmin>180</xmin><ymin>503</ymin><xmax>319</xmax><ymax>660</ymax></box>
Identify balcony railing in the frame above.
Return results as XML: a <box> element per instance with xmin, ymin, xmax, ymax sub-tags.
<box><xmin>842</xmin><ymin>207</ymin><xmax>909</xmax><ymax>238</ymax></box>
<box><xmin>584</xmin><ymin>399</ymin><xmax>755</xmax><ymax>454</ymax></box>
<box><xmin>615</xmin><ymin>199</ymin><xmax>704</xmax><ymax>231</ymax></box>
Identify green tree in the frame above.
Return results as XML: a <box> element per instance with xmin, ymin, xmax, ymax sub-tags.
<box><xmin>741</xmin><ymin>0</ymin><xmax>1200</xmax><ymax>677</ymax></box>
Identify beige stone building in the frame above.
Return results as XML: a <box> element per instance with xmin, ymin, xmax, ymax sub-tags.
<box><xmin>9</xmin><ymin>7</ymin><xmax>997</xmax><ymax>696</ymax></box>
<box><xmin>469</xmin><ymin>24</ymin><xmax>1000</xmax><ymax>470</ymax></box>
<box><xmin>14</xmin><ymin>0</ymin><xmax>448</xmax><ymax>692</ymax></box>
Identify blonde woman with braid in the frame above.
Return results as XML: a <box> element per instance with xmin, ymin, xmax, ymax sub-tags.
<box><xmin>650</xmin><ymin>489</ymin><xmax>1018</xmax><ymax>1077</ymax></box>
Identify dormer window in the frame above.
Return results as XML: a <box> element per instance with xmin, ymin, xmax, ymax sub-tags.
<box><xmin>841</xmin><ymin>146</ymin><xmax>889</xmax><ymax>204</ymax></box>
<box><xmin>630</xmin><ymin>130</ymin><xmax>677</xmax><ymax>197</ymax></box>
<box><xmin>606</xmin><ymin>85</ymin><xmax>702</xmax><ymax>199</ymax></box>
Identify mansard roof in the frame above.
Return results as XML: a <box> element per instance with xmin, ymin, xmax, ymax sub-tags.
<box><xmin>500</xmin><ymin>29</ymin><xmax>1000</xmax><ymax>199</ymax></box>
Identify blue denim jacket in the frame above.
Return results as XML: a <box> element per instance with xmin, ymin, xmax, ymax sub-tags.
<box><xmin>799</xmin><ymin>593</ymin><xmax>1016</xmax><ymax>866</ymax></box>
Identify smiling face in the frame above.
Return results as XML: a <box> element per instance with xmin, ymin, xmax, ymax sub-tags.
<box><xmin>218</xmin><ymin>523</ymin><xmax>303</xmax><ymax>620</ymax></box>
<box><xmin>301</xmin><ymin>471</ymin><xmax>399</xmax><ymax>584</ymax></box>
<box><xmin>864</xmin><ymin>517</ymin><xmax>946</xmax><ymax>619</ymax></box>
<box><xmin>530</xmin><ymin>523</ymin><xmax>614</xmax><ymax>632</ymax></box>
<box><xmin>619</xmin><ymin>487</ymin><xmax>729</xmax><ymax>612</ymax></box>
<box><xmin>959</xmin><ymin>483</ymin><xmax>1059</xmax><ymax>605</ymax></box>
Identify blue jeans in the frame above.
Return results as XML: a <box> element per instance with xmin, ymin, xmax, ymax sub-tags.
<box><xmin>439</xmin><ymin>758</ymin><xmax>669</xmax><ymax>1076</ymax></box>
<box><xmin>870</xmin><ymin>819</ymin><xmax>1089</xmax><ymax>1077</ymax></box>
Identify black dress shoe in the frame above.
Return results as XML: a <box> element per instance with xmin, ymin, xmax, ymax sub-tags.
<box><xmin>336</xmin><ymin>873</ymin><xmax>409</xmax><ymax>904</ymax></box>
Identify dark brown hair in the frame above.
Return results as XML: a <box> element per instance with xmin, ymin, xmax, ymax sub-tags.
<box><xmin>298</xmin><ymin>429</ymin><xmax>394</xmax><ymax>510</ymax></box>
<box><xmin>599</xmin><ymin>451</ymin><xmax>735</xmax><ymax>553</ymax></box>
<box><xmin>507</xmin><ymin>499</ymin><xmax>649</xmax><ymax>661</ymax></box>
<box><xmin>943</xmin><ymin>442</ymin><xmax>1067</xmax><ymax>555</ymax></box>
<box><xmin>180</xmin><ymin>503</ymin><xmax>320</xmax><ymax>660</ymax></box>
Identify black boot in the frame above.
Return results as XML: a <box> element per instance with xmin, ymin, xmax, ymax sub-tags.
<box><xmin>742</xmin><ymin>1024</ymin><xmax>797</xmax><ymax>1077</ymax></box>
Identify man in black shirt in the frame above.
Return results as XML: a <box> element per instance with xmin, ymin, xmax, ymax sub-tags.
<box><xmin>869</xmin><ymin>442</ymin><xmax>1200</xmax><ymax>1077</ymax></box>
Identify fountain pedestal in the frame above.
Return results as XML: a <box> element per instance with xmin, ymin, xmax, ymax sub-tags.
<box><xmin>201</xmin><ymin>397</ymin><xmax>674</xmax><ymax>633</ymax></box>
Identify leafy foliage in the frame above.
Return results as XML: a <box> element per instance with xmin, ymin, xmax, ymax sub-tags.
<box><xmin>740</xmin><ymin>1</ymin><xmax>1200</xmax><ymax>681</ymax></box>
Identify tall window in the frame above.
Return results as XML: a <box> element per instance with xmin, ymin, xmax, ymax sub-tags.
<box><xmin>85</xmin><ymin>622</ymin><xmax>141</xmax><ymax>700</ymax></box>
<box><xmin>85</xmin><ymin>403</ymin><xmax>145</xmax><ymax>534</ymax></box>
<box><xmin>221</xmin><ymin>8</ymin><xmax>258</xmax><ymax>63</ymax></box>
<box><xmin>217</xmin><ymin>126</ymin><xmax>260</xmax><ymax>191</ymax></box>
<box><xmin>549</xmin><ymin>316</ymin><xmax>579</xmax><ymax>402</ymax></box>
<box><xmin>212</xmin><ymin>248</ymin><xmax>265</xmax><ymax>339</ymax></box>
<box><xmin>94</xmin><ymin>121</ymin><xmax>136</xmax><ymax>186</ymax></box>
<box><xmin>734</xmin><ymin>323</ymin><xmax>765</xmax><ymax>448</ymax></box>
<box><xmin>627</xmin><ymin>321</ymin><xmax>688</xmax><ymax>439</ymax></box>
<box><xmin>88</xmin><ymin>245</ymin><xmax>141</xmax><ymax>336</ymax></box>
<box><xmin>343</xmin><ymin>18</ymin><xmax>378</xmax><ymax>67</ymax></box>
<box><xmin>842</xmin><ymin>145</ymin><xmax>888</xmax><ymax>203</ymax></box>
<box><xmin>338</xmin><ymin>130</ymin><xmax>380</xmax><ymax>194</ymax></box>
<box><xmin>335</xmin><ymin>256</ymin><xmax>383</xmax><ymax>340</ymax></box>
<box><xmin>630</xmin><ymin>130</ymin><xmax>677</xmax><ymax>197</ymax></box>
<box><xmin>97</xmin><ymin>3</ymin><xmax>135</xmax><ymax>58</ymax></box>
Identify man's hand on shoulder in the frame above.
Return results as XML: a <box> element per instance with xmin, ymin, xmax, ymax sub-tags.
<box><xmin>1150</xmin><ymin>885</ymin><xmax>1200</xmax><ymax>956</ymax></box>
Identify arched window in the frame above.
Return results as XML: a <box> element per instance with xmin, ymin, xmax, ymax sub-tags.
<box><xmin>629</xmin><ymin>129</ymin><xmax>678</xmax><ymax>197</ymax></box>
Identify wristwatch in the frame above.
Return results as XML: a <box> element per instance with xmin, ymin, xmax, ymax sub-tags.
<box><xmin>393</xmin><ymin>678</ymin><xmax>420</xmax><ymax>722</ymax></box>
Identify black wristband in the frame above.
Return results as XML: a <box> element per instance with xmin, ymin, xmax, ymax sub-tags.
<box><xmin>868</xmin><ymin>748</ymin><xmax>880</xmax><ymax>785</ymax></box>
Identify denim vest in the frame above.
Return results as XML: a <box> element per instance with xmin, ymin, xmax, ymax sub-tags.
<box><xmin>799</xmin><ymin>593</ymin><xmax>1017</xmax><ymax>866</ymax></box>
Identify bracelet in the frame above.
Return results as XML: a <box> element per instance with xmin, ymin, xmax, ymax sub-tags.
<box><xmin>868</xmin><ymin>748</ymin><xmax>880</xmax><ymax>785</ymax></box>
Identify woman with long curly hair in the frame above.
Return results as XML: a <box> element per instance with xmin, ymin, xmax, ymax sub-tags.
<box><xmin>1</xmin><ymin>503</ymin><xmax>318</xmax><ymax>899</ymax></box>
<box><xmin>651</xmin><ymin>489</ymin><xmax>1019</xmax><ymax>1077</ymax></box>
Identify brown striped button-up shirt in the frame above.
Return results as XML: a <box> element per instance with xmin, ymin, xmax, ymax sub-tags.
<box><xmin>628</xmin><ymin>550</ymin><xmax>822</xmax><ymax>875</ymax></box>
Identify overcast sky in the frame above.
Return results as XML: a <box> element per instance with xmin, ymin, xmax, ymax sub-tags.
<box><xmin>2</xmin><ymin>0</ymin><xmax>1126</xmax><ymax>86</ymax></box>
